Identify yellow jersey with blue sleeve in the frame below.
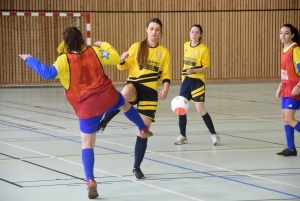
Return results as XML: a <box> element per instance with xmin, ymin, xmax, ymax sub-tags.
<box><xmin>53</xmin><ymin>42</ymin><xmax>120</xmax><ymax>89</ymax></box>
<box><xmin>292</xmin><ymin>46</ymin><xmax>300</xmax><ymax>74</ymax></box>
<box><xmin>182</xmin><ymin>42</ymin><xmax>210</xmax><ymax>82</ymax></box>
<box><xmin>117</xmin><ymin>42</ymin><xmax>171</xmax><ymax>92</ymax></box>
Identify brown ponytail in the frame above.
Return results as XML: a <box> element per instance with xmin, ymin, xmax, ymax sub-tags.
<box><xmin>137</xmin><ymin>18</ymin><xmax>163</xmax><ymax>66</ymax></box>
<box><xmin>137</xmin><ymin>39</ymin><xmax>149</xmax><ymax>66</ymax></box>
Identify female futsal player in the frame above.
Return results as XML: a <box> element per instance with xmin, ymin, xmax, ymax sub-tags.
<box><xmin>276</xmin><ymin>24</ymin><xmax>300</xmax><ymax>156</ymax></box>
<box><xmin>96</xmin><ymin>18</ymin><xmax>171</xmax><ymax>179</ymax></box>
<box><xmin>174</xmin><ymin>24</ymin><xmax>220</xmax><ymax>146</ymax></box>
<box><xmin>19</xmin><ymin>27</ymin><xmax>153</xmax><ymax>199</ymax></box>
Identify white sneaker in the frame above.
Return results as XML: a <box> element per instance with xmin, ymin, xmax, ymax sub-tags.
<box><xmin>211</xmin><ymin>134</ymin><xmax>220</xmax><ymax>146</ymax></box>
<box><xmin>174</xmin><ymin>135</ymin><xmax>188</xmax><ymax>145</ymax></box>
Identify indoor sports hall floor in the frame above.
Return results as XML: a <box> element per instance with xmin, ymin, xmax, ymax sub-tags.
<box><xmin>0</xmin><ymin>81</ymin><xmax>299</xmax><ymax>201</ymax></box>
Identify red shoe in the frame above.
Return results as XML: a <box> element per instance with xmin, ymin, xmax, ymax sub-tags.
<box><xmin>139</xmin><ymin>128</ymin><xmax>153</xmax><ymax>139</ymax></box>
<box><xmin>86</xmin><ymin>178</ymin><xmax>99</xmax><ymax>199</ymax></box>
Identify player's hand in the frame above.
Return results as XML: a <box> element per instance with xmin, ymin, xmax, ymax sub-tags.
<box><xmin>292</xmin><ymin>85</ymin><xmax>300</xmax><ymax>96</ymax></box>
<box><xmin>94</xmin><ymin>41</ymin><xmax>102</xmax><ymax>47</ymax></box>
<box><xmin>275</xmin><ymin>88</ymin><xmax>281</xmax><ymax>99</ymax></box>
<box><xmin>19</xmin><ymin>54</ymin><xmax>32</xmax><ymax>61</ymax></box>
<box><xmin>158</xmin><ymin>88</ymin><xmax>168</xmax><ymax>100</ymax></box>
<box><xmin>120</xmin><ymin>52</ymin><xmax>129</xmax><ymax>63</ymax></box>
<box><xmin>186</xmin><ymin>68</ymin><xmax>195</xmax><ymax>74</ymax></box>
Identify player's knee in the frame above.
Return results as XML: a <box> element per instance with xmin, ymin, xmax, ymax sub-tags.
<box><xmin>196</xmin><ymin>108</ymin><xmax>206</xmax><ymax>116</ymax></box>
<box><xmin>283</xmin><ymin>117</ymin><xmax>295</xmax><ymax>125</ymax></box>
<box><xmin>119</xmin><ymin>101</ymin><xmax>131</xmax><ymax>112</ymax></box>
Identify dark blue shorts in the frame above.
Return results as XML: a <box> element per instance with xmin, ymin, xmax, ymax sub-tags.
<box><xmin>79</xmin><ymin>92</ymin><xmax>125</xmax><ymax>134</ymax></box>
<box><xmin>281</xmin><ymin>97</ymin><xmax>300</xmax><ymax>110</ymax></box>
<box><xmin>179</xmin><ymin>77</ymin><xmax>205</xmax><ymax>103</ymax></box>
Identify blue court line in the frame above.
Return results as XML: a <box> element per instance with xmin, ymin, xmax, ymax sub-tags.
<box><xmin>144</xmin><ymin>158</ymin><xmax>300</xmax><ymax>198</ymax></box>
<box><xmin>1</xmin><ymin>122</ymin><xmax>300</xmax><ymax>199</ymax></box>
<box><xmin>0</xmin><ymin>122</ymin><xmax>128</xmax><ymax>154</ymax></box>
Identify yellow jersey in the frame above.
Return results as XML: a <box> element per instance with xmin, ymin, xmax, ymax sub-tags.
<box><xmin>182</xmin><ymin>42</ymin><xmax>210</xmax><ymax>82</ymax></box>
<box><xmin>117</xmin><ymin>42</ymin><xmax>171</xmax><ymax>91</ymax></box>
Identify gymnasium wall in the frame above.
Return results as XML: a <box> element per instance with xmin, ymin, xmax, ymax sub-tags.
<box><xmin>1</xmin><ymin>0</ymin><xmax>299</xmax><ymax>86</ymax></box>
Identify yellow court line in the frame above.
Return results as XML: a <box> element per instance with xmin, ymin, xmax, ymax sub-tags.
<box><xmin>146</xmin><ymin>147</ymin><xmax>282</xmax><ymax>155</ymax></box>
<box><xmin>0</xmin><ymin>147</ymin><xmax>283</xmax><ymax>163</ymax></box>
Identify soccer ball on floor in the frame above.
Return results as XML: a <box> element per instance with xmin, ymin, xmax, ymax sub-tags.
<box><xmin>171</xmin><ymin>96</ymin><xmax>189</xmax><ymax>115</ymax></box>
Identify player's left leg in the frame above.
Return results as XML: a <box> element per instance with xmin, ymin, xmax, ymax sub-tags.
<box><xmin>81</xmin><ymin>132</ymin><xmax>99</xmax><ymax>199</ymax></box>
<box><xmin>277</xmin><ymin>97</ymin><xmax>298</xmax><ymax>156</ymax></box>
<box><xmin>191</xmin><ymin>78</ymin><xmax>219</xmax><ymax>146</ymax></box>
<box><xmin>133</xmin><ymin>116</ymin><xmax>152</xmax><ymax>179</ymax></box>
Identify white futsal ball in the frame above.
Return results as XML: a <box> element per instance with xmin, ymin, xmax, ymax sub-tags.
<box><xmin>171</xmin><ymin>96</ymin><xmax>189</xmax><ymax>115</ymax></box>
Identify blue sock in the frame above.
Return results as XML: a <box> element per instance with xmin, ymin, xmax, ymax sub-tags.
<box><xmin>293</xmin><ymin>121</ymin><xmax>300</xmax><ymax>133</ymax></box>
<box><xmin>134</xmin><ymin>136</ymin><xmax>148</xmax><ymax>168</ymax></box>
<box><xmin>82</xmin><ymin>148</ymin><xmax>94</xmax><ymax>181</ymax></box>
<box><xmin>124</xmin><ymin>106</ymin><xmax>146</xmax><ymax>130</ymax></box>
<box><xmin>284</xmin><ymin>125</ymin><xmax>295</xmax><ymax>150</ymax></box>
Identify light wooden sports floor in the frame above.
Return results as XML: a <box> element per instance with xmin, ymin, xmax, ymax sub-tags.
<box><xmin>0</xmin><ymin>81</ymin><xmax>299</xmax><ymax>201</ymax></box>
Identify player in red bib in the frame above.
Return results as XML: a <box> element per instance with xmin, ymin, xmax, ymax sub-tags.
<box><xmin>19</xmin><ymin>27</ymin><xmax>153</xmax><ymax>199</ymax></box>
<box><xmin>276</xmin><ymin>24</ymin><xmax>300</xmax><ymax>156</ymax></box>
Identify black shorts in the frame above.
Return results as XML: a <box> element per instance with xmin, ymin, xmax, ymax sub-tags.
<box><xmin>179</xmin><ymin>77</ymin><xmax>205</xmax><ymax>103</ymax></box>
<box><xmin>125</xmin><ymin>82</ymin><xmax>158</xmax><ymax>121</ymax></box>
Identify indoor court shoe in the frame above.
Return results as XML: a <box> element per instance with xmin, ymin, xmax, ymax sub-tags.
<box><xmin>97</xmin><ymin>121</ymin><xmax>106</xmax><ymax>134</ymax></box>
<box><xmin>139</xmin><ymin>128</ymin><xmax>153</xmax><ymax>139</ymax></box>
<box><xmin>276</xmin><ymin>148</ymin><xmax>297</xmax><ymax>156</ymax></box>
<box><xmin>211</xmin><ymin>134</ymin><xmax>220</xmax><ymax>146</ymax></box>
<box><xmin>87</xmin><ymin>178</ymin><xmax>99</xmax><ymax>199</ymax></box>
<box><xmin>133</xmin><ymin>167</ymin><xmax>145</xmax><ymax>179</ymax></box>
<box><xmin>174</xmin><ymin>135</ymin><xmax>188</xmax><ymax>145</ymax></box>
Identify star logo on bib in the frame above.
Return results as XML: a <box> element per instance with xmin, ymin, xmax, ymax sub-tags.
<box><xmin>100</xmin><ymin>50</ymin><xmax>110</xmax><ymax>59</ymax></box>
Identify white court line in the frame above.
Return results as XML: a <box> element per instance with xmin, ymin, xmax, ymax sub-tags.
<box><xmin>0</xmin><ymin>141</ymin><xmax>204</xmax><ymax>201</ymax></box>
<box><xmin>1</xmin><ymin>116</ymin><xmax>300</xmax><ymax>189</ymax></box>
<box><xmin>239</xmin><ymin>116</ymin><xmax>283</xmax><ymax>123</ymax></box>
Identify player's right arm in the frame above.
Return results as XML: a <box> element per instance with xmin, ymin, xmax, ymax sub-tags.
<box><xmin>93</xmin><ymin>41</ymin><xmax>120</xmax><ymax>66</ymax></box>
<box><xmin>117</xmin><ymin>42</ymin><xmax>139</xmax><ymax>70</ymax></box>
<box><xmin>18</xmin><ymin>54</ymin><xmax>58</xmax><ymax>80</ymax></box>
<box><xmin>293</xmin><ymin>46</ymin><xmax>300</xmax><ymax>75</ymax></box>
<box><xmin>276</xmin><ymin>82</ymin><xmax>282</xmax><ymax>99</ymax></box>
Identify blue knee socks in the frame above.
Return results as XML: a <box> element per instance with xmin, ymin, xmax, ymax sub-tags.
<box><xmin>82</xmin><ymin>148</ymin><xmax>94</xmax><ymax>181</ymax></box>
<box><xmin>124</xmin><ymin>106</ymin><xmax>146</xmax><ymax>130</ymax></box>
<box><xmin>293</xmin><ymin>122</ymin><xmax>300</xmax><ymax>133</ymax></box>
<box><xmin>284</xmin><ymin>125</ymin><xmax>295</xmax><ymax>150</ymax></box>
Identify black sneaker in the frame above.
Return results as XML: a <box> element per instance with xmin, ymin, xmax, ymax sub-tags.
<box><xmin>97</xmin><ymin>122</ymin><xmax>106</xmax><ymax>134</ymax></box>
<box><xmin>276</xmin><ymin>148</ymin><xmax>297</xmax><ymax>156</ymax></box>
<box><xmin>133</xmin><ymin>167</ymin><xmax>145</xmax><ymax>179</ymax></box>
